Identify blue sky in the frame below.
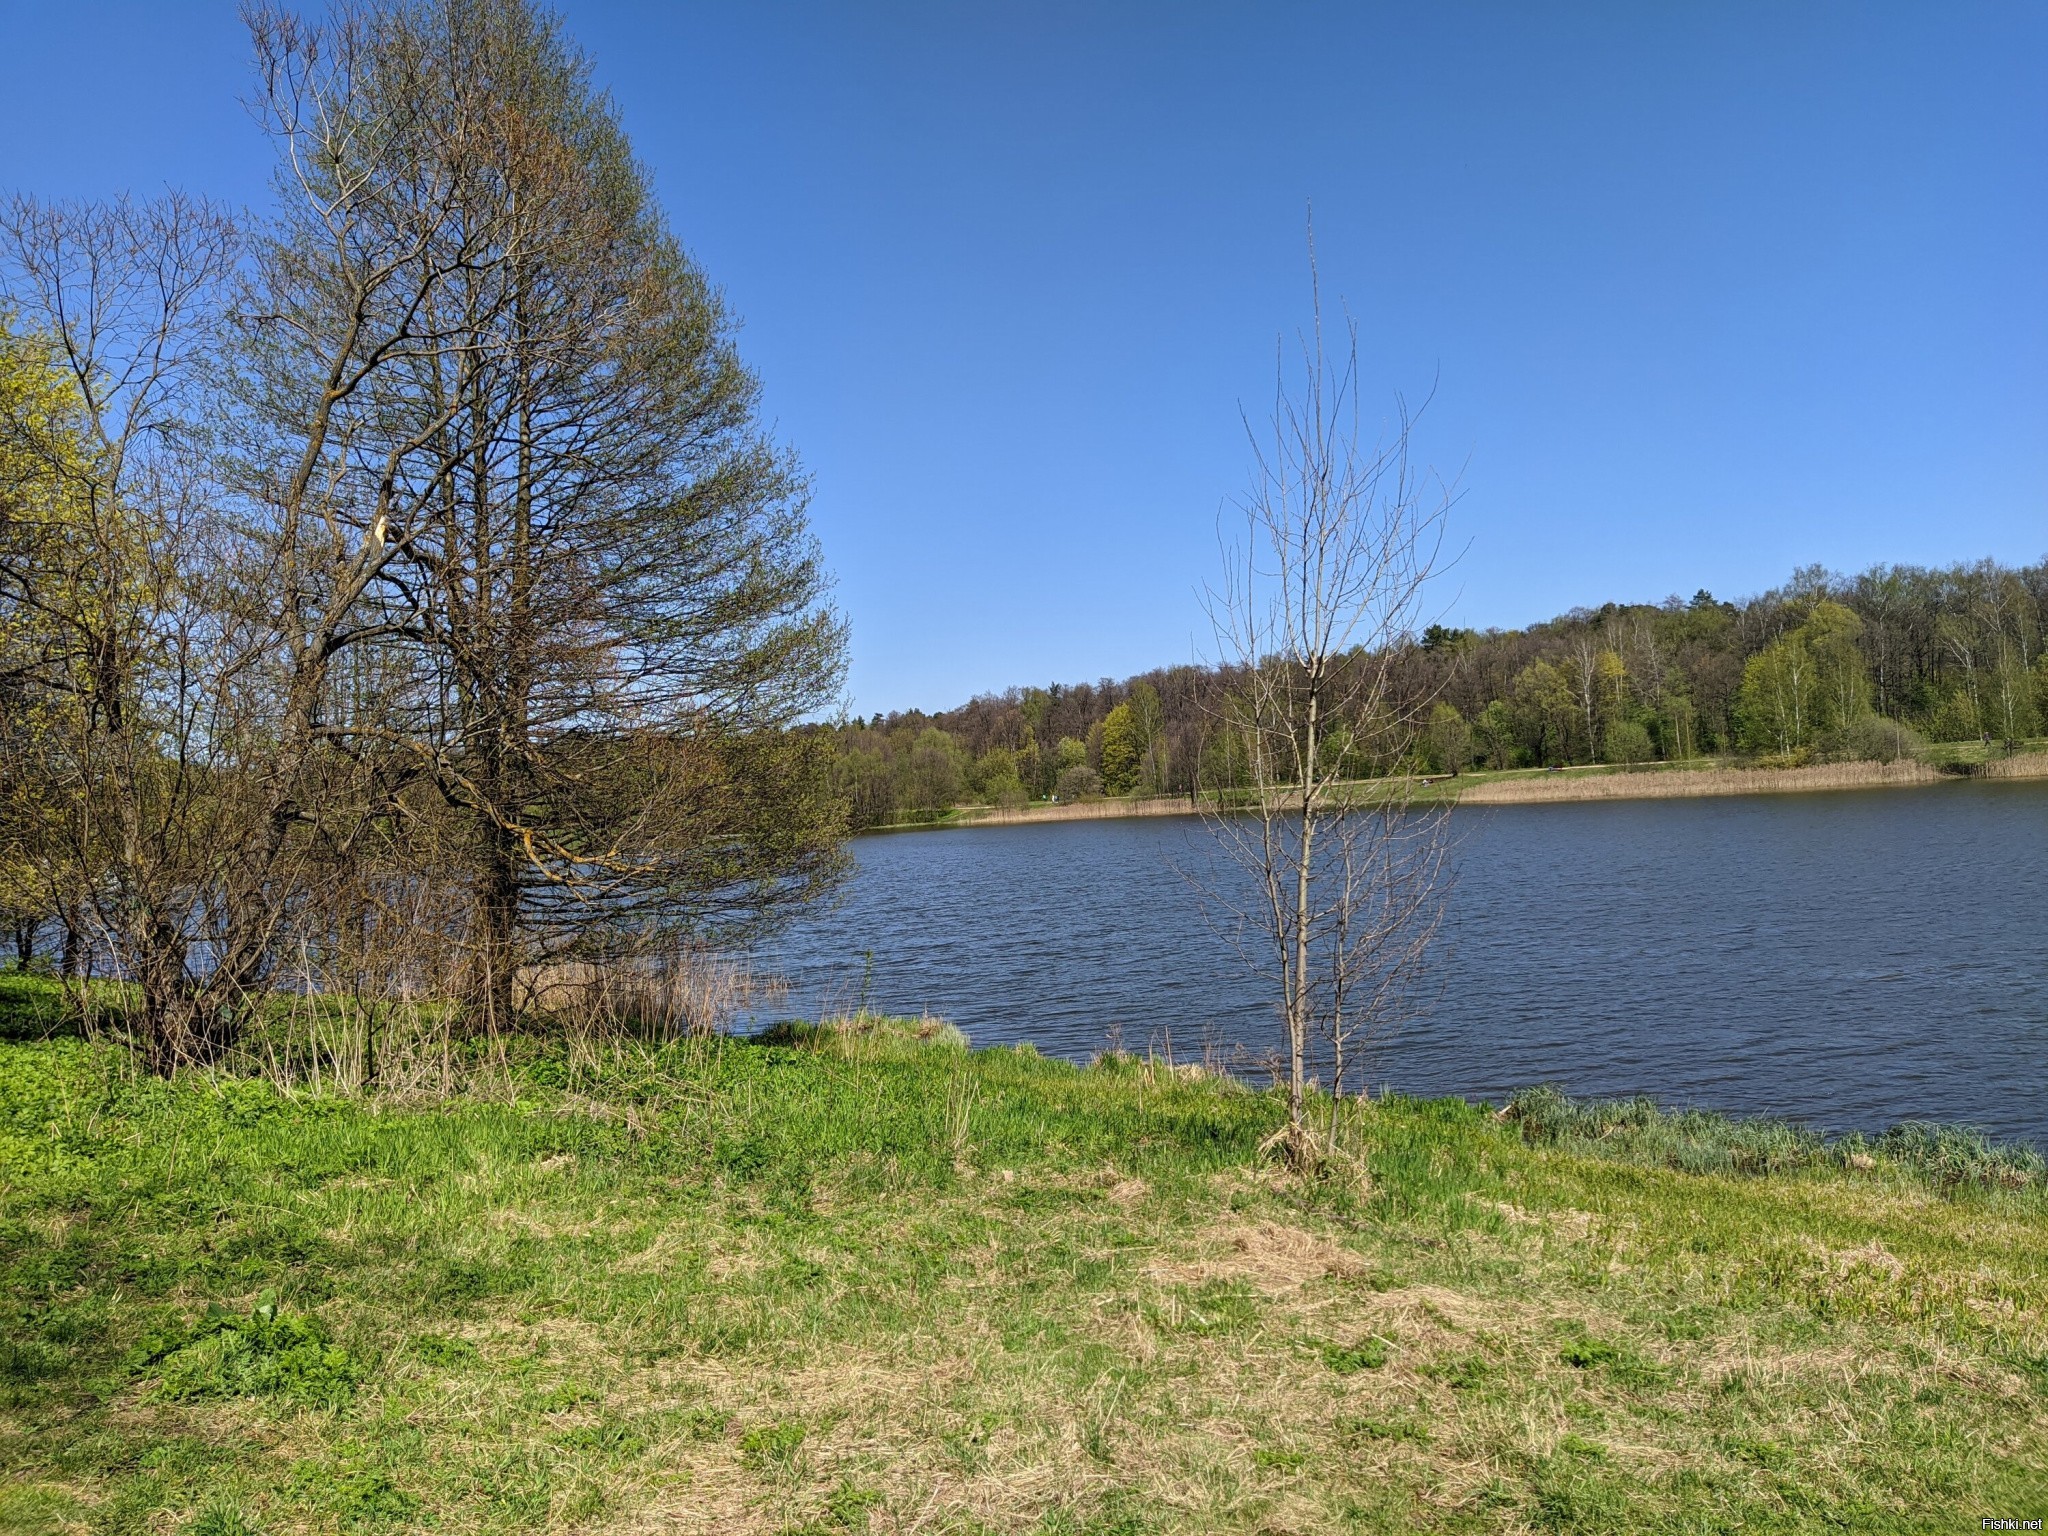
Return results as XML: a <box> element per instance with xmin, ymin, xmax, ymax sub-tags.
<box><xmin>3</xmin><ymin>2</ymin><xmax>2043</xmax><ymax>713</ymax></box>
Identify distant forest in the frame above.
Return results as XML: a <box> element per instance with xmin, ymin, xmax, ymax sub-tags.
<box><xmin>824</xmin><ymin>558</ymin><xmax>2048</xmax><ymax>827</ymax></box>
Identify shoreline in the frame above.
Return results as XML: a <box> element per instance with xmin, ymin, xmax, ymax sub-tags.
<box><xmin>862</xmin><ymin>750</ymin><xmax>2048</xmax><ymax>832</ymax></box>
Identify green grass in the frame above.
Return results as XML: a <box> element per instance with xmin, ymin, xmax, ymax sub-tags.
<box><xmin>1</xmin><ymin>976</ymin><xmax>2045</xmax><ymax>1531</ymax></box>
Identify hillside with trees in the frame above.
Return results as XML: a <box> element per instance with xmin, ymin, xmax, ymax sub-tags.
<box><xmin>827</xmin><ymin>558</ymin><xmax>2048</xmax><ymax>826</ymax></box>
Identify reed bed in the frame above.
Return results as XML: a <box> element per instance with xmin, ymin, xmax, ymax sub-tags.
<box><xmin>879</xmin><ymin>794</ymin><xmax>1205</xmax><ymax>830</ymax></box>
<box><xmin>1978</xmin><ymin>749</ymin><xmax>2048</xmax><ymax>780</ymax></box>
<box><xmin>1457</xmin><ymin>758</ymin><xmax>1945</xmax><ymax>804</ymax></box>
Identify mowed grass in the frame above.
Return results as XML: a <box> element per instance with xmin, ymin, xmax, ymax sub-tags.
<box><xmin>2</xmin><ymin>1009</ymin><xmax>2046</xmax><ymax>1531</ymax></box>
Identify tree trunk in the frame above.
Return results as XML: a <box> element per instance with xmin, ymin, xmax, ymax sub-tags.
<box><xmin>136</xmin><ymin>966</ymin><xmax>233</xmax><ymax>1074</ymax></box>
<box><xmin>474</xmin><ymin>822</ymin><xmax>522</xmax><ymax>1034</ymax></box>
<box><xmin>1288</xmin><ymin>693</ymin><xmax>1320</xmax><ymax>1145</ymax></box>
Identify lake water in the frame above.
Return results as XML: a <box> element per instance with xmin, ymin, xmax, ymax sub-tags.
<box><xmin>755</xmin><ymin>780</ymin><xmax>2048</xmax><ymax>1144</ymax></box>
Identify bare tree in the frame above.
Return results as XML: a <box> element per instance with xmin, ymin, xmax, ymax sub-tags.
<box><xmin>1202</xmin><ymin>253</ymin><xmax>1455</xmax><ymax>1165</ymax></box>
<box><xmin>0</xmin><ymin>184</ymin><xmax>463</xmax><ymax>1067</ymax></box>
<box><xmin>240</xmin><ymin>0</ymin><xmax>847</xmax><ymax>1032</ymax></box>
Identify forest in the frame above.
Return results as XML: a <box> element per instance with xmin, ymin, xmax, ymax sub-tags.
<box><xmin>826</xmin><ymin>557</ymin><xmax>2048</xmax><ymax>826</ymax></box>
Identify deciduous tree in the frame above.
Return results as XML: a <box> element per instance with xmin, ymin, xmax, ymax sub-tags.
<box><xmin>1202</xmin><ymin>253</ymin><xmax>1452</xmax><ymax>1165</ymax></box>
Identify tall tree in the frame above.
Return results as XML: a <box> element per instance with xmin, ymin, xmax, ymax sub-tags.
<box><xmin>241</xmin><ymin>0</ymin><xmax>847</xmax><ymax>1029</ymax></box>
<box><xmin>1098</xmin><ymin>702</ymin><xmax>1142</xmax><ymax>795</ymax></box>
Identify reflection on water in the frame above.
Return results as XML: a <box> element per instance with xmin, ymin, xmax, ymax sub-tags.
<box><xmin>754</xmin><ymin>780</ymin><xmax>2048</xmax><ymax>1143</ymax></box>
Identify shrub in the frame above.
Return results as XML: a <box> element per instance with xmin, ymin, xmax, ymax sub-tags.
<box><xmin>1600</xmin><ymin>719</ymin><xmax>1654</xmax><ymax>766</ymax></box>
<box><xmin>1054</xmin><ymin>764</ymin><xmax>1101</xmax><ymax>802</ymax></box>
<box><xmin>1833</xmin><ymin>713</ymin><xmax>1924</xmax><ymax>764</ymax></box>
<box><xmin>1928</xmin><ymin>688</ymin><xmax>1981</xmax><ymax>743</ymax></box>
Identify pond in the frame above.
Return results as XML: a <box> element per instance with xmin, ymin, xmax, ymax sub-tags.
<box><xmin>755</xmin><ymin>779</ymin><xmax>2048</xmax><ymax>1144</ymax></box>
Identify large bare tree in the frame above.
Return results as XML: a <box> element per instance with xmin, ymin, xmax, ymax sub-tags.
<box><xmin>238</xmin><ymin>0</ymin><xmax>846</xmax><ymax>1032</ymax></box>
<box><xmin>1203</xmin><ymin>260</ymin><xmax>1455</xmax><ymax>1164</ymax></box>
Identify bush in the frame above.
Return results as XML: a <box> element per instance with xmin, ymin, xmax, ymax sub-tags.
<box><xmin>1832</xmin><ymin>713</ymin><xmax>1924</xmax><ymax>764</ymax></box>
<box><xmin>1928</xmin><ymin>688</ymin><xmax>1981</xmax><ymax>744</ymax></box>
<box><xmin>1601</xmin><ymin>719</ymin><xmax>1654</xmax><ymax>765</ymax></box>
<box><xmin>1054</xmin><ymin>764</ymin><xmax>1101</xmax><ymax>802</ymax></box>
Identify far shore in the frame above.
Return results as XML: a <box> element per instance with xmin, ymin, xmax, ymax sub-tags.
<box><xmin>862</xmin><ymin>749</ymin><xmax>2048</xmax><ymax>832</ymax></box>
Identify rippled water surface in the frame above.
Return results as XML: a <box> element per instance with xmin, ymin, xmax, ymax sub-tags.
<box><xmin>756</xmin><ymin>780</ymin><xmax>2048</xmax><ymax>1142</ymax></box>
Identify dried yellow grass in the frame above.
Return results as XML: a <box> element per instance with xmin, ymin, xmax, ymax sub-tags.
<box><xmin>1977</xmin><ymin>750</ymin><xmax>2048</xmax><ymax>781</ymax></box>
<box><xmin>1457</xmin><ymin>759</ymin><xmax>1944</xmax><ymax>805</ymax></box>
<box><xmin>895</xmin><ymin>795</ymin><xmax>1203</xmax><ymax>830</ymax></box>
<box><xmin>1142</xmin><ymin>1219</ymin><xmax>1369</xmax><ymax>1293</ymax></box>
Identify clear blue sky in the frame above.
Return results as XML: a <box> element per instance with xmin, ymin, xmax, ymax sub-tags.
<box><xmin>4</xmin><ymin>2</ymin><xmax>2043</xmax><ymax>714</ymax></box>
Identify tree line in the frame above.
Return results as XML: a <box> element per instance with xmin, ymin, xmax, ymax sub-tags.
<box><xmin>827</xmin><ymin>557</ymin><xmax>2048</xmax><ymax>826</ymax></box>
<box><xmin>0</xmin><ymin>0</ymin><xmax>844</xmax><ymax>1071</ymax></box>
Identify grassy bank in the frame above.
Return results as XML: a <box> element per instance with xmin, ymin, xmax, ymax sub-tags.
<box><xmin>863</xmin><ymin>742</ymin><xmax>2048</xmax><ymax>831</ymax></box>
<box><xmin>3</xmin><ymin>1001</ymin><xmax>2046</xmax><ymax>1532</ymax></box>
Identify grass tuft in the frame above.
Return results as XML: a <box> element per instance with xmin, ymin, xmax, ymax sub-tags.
<box><xmin>138</xmin><ymin>1295</ymin><xmax>364</xmax><ymax>1410</ymax></box>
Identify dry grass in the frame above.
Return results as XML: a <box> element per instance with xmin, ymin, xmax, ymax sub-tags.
<box><xmin>887</xmin><ymin>795</ymin><xmax>1205</xmax><ymax>830</ymax></box>
<box><xmin>1978</xmin><ymin>750</ymin><xmax>2048</xmax><ymax>781</ymax></box>
<box><xmin>520</xmin><ymin>948</ymin><xmax>781</xmax><ymax>1042</ymax></box>
<box><xmin>1457</xmin><ymin>758</ymin><xmax>1946</xmax><ymax>805</ymax></box>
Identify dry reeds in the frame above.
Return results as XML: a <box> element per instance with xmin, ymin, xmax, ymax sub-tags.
<box><xmin>1457</xmin><ymin>758</ymin><xmax>1944</xmax><ymax>805</ymax></box>
<box><xmin>238</xmin><ymin>942</ymin><xmax>781</xmax><ymax>1099</ymax></box>
<box><xmin>1976</xmin><ymin>751</ymin><xmax>2048</xmax><ymax>781</ymax></box>
<box><xmin>254</xmin><ymin>989</ymin><xmax>459</xmax><ymax>1100</ymax></box>
<box><xmin>520</xmin><ymin>948</ymin><xmax>784</xmax><ymax>1046</ymax></box>
<box><xmin>756</xmin><ymin>1010</ymin><xmax>967</xmax><ymax>1059</ymax></box>
<box><xmin>897</xmin><ymin>796</ymin><xmax>1204</xmax><ymax>830</ymax></box>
